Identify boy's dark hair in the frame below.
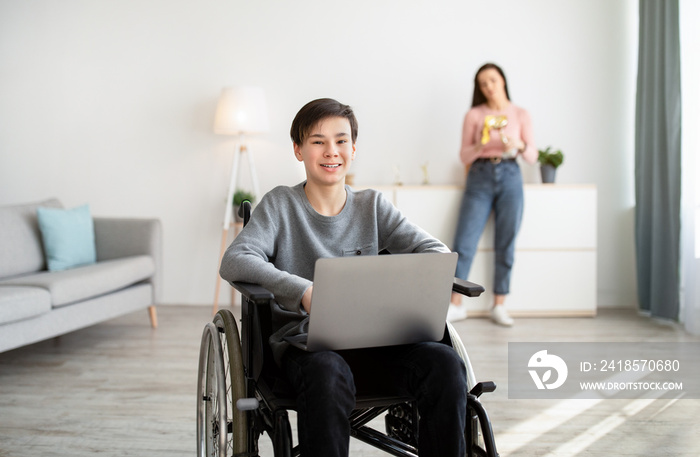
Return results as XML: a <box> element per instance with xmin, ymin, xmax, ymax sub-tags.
<box><xmin>290</xmin><ymin>98</ymin><xmax>358</xmax><ymax>145</ymax></box>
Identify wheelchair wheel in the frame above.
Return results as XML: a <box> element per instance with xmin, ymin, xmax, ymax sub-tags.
<box><xmin>446</xmin><ymin>321</ymin><xmax>477</xmax><ymax>390</ymax></box>
<box><xmin>446</xmin><ymin>321</ymin><xmax>487</xmax><ymax>455</ymax></box>
<box><xmin>197</xmin><ymin>322</ymin><xmax>228</xmax><ymax>456</ymax></box>
<box><xmin>213</xmin><ymin>310</ymin><xmax>249</xmax><ymax>456</ymax></box>
<box><xmin>197</xmin><ymin>311</ymin><xmax>249</xmax><ymax>457</ymax></box>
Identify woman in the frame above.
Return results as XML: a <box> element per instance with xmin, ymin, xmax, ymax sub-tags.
<box><xmin>448</xmin><ymin>63</ymin><xmax>537</xmax><ymax>326</ymax></box>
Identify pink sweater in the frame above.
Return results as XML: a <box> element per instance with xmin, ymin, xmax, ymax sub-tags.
<box><xmin>459</xmin><ymin>103</ymin><xmax>537</xmax><ymax>165</ymax></box>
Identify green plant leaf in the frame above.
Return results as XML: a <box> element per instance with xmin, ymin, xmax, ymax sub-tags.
<box><xmin>538</xmin><ymin>146</ymin><xmax>564</xmax><ymax>168</ymax></box>
<box><xmin>232</xmin><ymin>189</ymin><xmax>256</xmax><ymax>206</ymax></box>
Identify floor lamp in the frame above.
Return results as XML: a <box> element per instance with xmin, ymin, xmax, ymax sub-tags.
<box><xmin>212</xmin><ymin>86</ymin><xmax>269</xmax><ymax>313</ymax></box>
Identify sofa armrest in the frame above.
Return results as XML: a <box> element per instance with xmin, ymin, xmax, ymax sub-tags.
<box><xmin>93</xmin><ymin>217</ymin><xmax>163</xmax><ymax>303</ymax></box>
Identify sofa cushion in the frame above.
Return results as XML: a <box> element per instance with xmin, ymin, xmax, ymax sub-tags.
<box><xmin>37</xmin><ymin>204</ymin><xmax>97</xmax><ymax>271</ymax></box>
<box><xmin>0</xmin><ymin>199</ymin><xmax>62</xmax><ymax>278</ymax></box>
<box><xmin>0</xmin><ymin>255</ymin><xmax>155</xmax><ymax>308</ymax></box>
<box><xmin>0</xmin><ymin>286</ymin><xmax>52</xmax><ymax>325</ymax></box>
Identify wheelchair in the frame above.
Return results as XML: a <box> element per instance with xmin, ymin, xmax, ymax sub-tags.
<box><xmin>197</xmin><ymin>202</ymin><xmax>499</xmax><ymax>457</ymax></box>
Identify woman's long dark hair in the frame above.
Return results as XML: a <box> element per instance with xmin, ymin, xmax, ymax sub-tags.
<box><xmin>472</xmin><ymin>63</ymin><xmax>510</xmax><ymax>107</ymax></box>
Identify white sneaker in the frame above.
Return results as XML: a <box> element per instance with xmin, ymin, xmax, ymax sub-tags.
<box><xmin>490</xmin><ymin>305</ymin><xmax>514</xmax><ymax>327</ymax></box>
<box><xmin>447</xmin><ymin>304</ymin><xmax>468</xmax><ymax>322</ymax></box>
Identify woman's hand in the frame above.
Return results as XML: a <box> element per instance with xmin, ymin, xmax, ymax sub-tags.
<box><xmin>502</xmin><ymin>136</ymin><xmax>525</xmax><ymax>153</ymax></box>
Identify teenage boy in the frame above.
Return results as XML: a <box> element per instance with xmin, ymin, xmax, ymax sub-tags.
<box><xmin>220</xmin><ymin>98</ymin><xmax>467</xmax><ymax>457</ymax></box>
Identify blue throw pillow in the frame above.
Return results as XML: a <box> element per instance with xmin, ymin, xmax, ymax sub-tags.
<box><xmin>37</xmin><ymin>204</ymin><xmax>97</xmax><ymax>271</ymax></box>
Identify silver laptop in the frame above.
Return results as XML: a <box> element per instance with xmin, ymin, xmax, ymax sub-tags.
<box><xmin>288</xmin><ymin>252</ymin><xmax>458</xmax><ymax>352</ymax></box>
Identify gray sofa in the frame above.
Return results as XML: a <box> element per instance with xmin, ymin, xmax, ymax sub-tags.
<box><xmin>0</xmin><ymin>199</ymin><xmax>162</xmax><ymax>353</ymax></box>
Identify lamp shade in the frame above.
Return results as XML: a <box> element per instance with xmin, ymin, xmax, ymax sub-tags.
<box><xmin>213</xmin><ymin>86</ymin><xmax>270</xmax><ymax>135</ymax></box>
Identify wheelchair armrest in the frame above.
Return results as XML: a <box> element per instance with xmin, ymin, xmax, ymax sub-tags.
<box><xmin>230</xmin><ymin>282</ymin><xmax>275</xmax><ymax>304</ymax></box>
<box><xmin>230</xmin><ymin>281</ymin><xmax>274</xmax><ymax>383</ymax></box>
<box><xmin>233</xmin><ymin>278</ymin><xmax>482</xmax><ymax>300</ymax></box>
<box><xmin>452</xmin><ymin>277</ymin><xmax>485</xmax><ymax>297</ymax></box>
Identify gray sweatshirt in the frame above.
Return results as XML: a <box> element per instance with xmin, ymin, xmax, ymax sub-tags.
<box><xmin>219</xmin><ymin>182</ymin><xmax>449</xmax><ymax>365</ymax></box>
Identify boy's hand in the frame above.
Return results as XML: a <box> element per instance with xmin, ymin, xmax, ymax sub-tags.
<box><xmin>301</xmin><ymin>286</ymin><xmax>313</xmax><ymax>313</ymax></box>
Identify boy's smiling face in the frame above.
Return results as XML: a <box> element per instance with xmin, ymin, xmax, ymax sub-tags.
<box><xmin>294</xmin><ymin>116</ymin><xmax>356</xmax><ymax>188</ymax></box>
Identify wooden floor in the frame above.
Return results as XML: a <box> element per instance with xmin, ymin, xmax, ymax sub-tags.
<box><xmin>1</xmin><ymin>306</ymin><xmax>699</xmax><ymax>456</ymax></box>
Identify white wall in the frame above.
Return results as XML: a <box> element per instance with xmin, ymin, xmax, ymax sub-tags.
<box><xmin>0</xmin><ymin>0</ymin><xmax>638</xmax><ymax>307</ymax></box>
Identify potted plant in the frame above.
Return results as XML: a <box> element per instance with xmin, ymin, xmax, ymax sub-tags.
<box><xmin>538</xmin><ymin>146</ymin><xmax>564</xmax><ymax>183</ymax></box>
<box><xmin>232</xmin><ymin>189</ymin><xmax>255</xmax><ymax>221</ymax></box>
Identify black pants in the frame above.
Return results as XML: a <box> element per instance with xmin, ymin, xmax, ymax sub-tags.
<box><xmin>281</xmin><ymin>342</ymin><xmax>468</xmax><ymax>457</ymax></box>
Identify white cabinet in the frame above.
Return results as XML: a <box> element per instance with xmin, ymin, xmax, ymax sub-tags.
<box><xmin>366</xmin><ymin>184</ymin><xmax>597</xmax><ymax>317</ymax></box>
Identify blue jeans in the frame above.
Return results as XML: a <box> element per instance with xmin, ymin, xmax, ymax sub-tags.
<box><xmin>453</xmin><ymin>159</ymin><xmax>524</xmax><ymax>295</ymax></box>
<box><xmin>282</xmin><ymin>342</ymin><xmax>467</xmax><ymax>457</ymax></box>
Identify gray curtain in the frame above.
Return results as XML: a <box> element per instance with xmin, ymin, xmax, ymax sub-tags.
<box><xmin>635</xmin><ymin>0</ymin><xmax>682</xmax><ymax>320</ymax></box>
